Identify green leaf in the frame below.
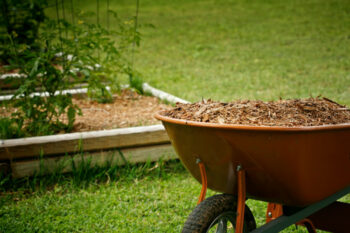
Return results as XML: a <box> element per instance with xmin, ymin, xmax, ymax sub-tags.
<box><xmin>29</xmin><ymin>57</ymin><xmax>40</xmax><ymax>77</ymax></box>
<box><xmin>67</xmin><ymin>106</ymin><xmax>76</xmax><ymax>130</ymax></box>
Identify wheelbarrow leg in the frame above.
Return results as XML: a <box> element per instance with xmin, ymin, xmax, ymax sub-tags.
<box><xmin>296</xmin><ymin>219</ymin><xmax>317</xmax><ymax>233</ymax></box>
<box><xmin>235</xmin><ymin>165</ymin><xmax>246</xmax><ymax>233</ymax></box>
<box><xmin>196</xmin><ymin>159</ymin><xmax>207</xmax><ymax>205</ymax></box>
<box><xmin>192</xmin><ymin>162</ymin><xmax>256</xmax><ymax>233</ymax></box>
<box><xmin>266</xmin><ymin>203</ymin><xmax>283</xmax><ymax>223</ymax></box>
<box><xmin>266</xmin><ymin>203</ymin><xmax>317</xmax><ymax>233</ymax></box>
<box><xmin>250</xmin><ymin>186</ymin><xmax>350</xmax><ymax>233</ymax></box>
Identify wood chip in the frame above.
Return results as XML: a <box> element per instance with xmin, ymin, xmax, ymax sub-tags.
<box><xmin>161</xmin><ymin>98</ymin><xmax>350</xmax><ymax>127</ymax></box>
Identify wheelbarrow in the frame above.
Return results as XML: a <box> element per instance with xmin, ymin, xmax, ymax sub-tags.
<box><xmin>155</xmin><ymin>113</ymin><xmax>350</xmax><ymax>233</ymax></box>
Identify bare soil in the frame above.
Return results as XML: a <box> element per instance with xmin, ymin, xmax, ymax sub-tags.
<box><xmin>161</xmin><ymin>98</ymin><xmax>350</xmax><ymax>127</ymax></box>
<box><xmin>67</xmin><ymin>90</ymin><xmax>170</xmax><ymax>132</ymax></box>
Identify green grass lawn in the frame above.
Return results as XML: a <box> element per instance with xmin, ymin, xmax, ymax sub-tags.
<box><xmin>132</xmin><ymin>0</ymin><xmax>350</xmax><ymax>105</ymax></box>
<box><xmin>1</xmin><ymin>160</ymin><xmax>349</xmax><ymax>232</ymax></box>
<box><xmin>51</xmin><ymin>0</ymin><xmax>350</xmax><ymax>105</ymax></box>
<box><xmin>0</xmin><ymin>163</ymin><xmax>202</xmax><ymax>232</ymax></box>
<box><xmin>2</xmin><ymin>0</ymin><xmax>349</xmax><ymax>232</ymax></box>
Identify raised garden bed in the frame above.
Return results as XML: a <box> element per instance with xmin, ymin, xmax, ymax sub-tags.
<box><xmin>1</xmin><ymin>89</ymin><xmax>170</xmax><ymax>131</ymax></box>
<box><xmin>0</xmin><ymin>83</ymin><xmax>189</xmax><ymax>178</ymax></box>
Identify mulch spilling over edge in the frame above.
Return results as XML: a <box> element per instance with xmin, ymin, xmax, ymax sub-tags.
<box><xmin>161</xmin><ymin>98</ymin><xmax>350</xmax><ymax>127</ymax></box>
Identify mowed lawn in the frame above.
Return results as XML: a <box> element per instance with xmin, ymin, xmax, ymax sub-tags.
<box><xmin>1</xmin><ymin>161</ymin><xmax>349</xmax><ymax>232</ymax></box>
<box><xmin>65</xmin><ymin>0</ymin><xmax>350</xmax><ymax>105</ymax></box>
<box><xmin>0</xmin><ymin>167</ymin><xmax>207</xmax><ymax>233</ymax></box>
<box><xmin>131</xmin><ymin>0</ymin><xmax>350</xmax><ymax>105</ymax></box>
<box><xmin>1</xmin><ymin>0</ymin><xmax>350</xmax><ymax>232</ymax></box>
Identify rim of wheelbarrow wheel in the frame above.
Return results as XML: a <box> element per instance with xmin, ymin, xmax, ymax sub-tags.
<box><xmin>206</xmin><ymin>211</ymin><xmax>236</xmax><ymax>233</ymax></box>
<box><xmin>155</xmin><ymin>114</ymin><xmax>350</xmax><ymax>132</ymax></box>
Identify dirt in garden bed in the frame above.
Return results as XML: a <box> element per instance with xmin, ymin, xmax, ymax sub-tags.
<box><xmin>0</xmin><ymin>89</ymin><xmax>171</xmax><ymax>132</ymax></box>
<box><xmin>161</xmin><ymin>98</ymin><xmax>350</xmax><ymax>127</ymax></box>
<box><xmin>68</xmin><ymin>90</ymin><xmax>171</xmax><ymax>132</ymax></box>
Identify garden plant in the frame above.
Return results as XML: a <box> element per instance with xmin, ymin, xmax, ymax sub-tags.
<box><xmin>0</xmin><ymin>0</ymin><xmax>140</xmax><ymax>138</ymax></box>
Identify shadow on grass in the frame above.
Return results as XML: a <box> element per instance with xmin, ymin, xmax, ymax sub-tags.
<box><xmin>0</xmin><ymin>154</ymin><xmax>186</xmax><ymax>195</ymax></box>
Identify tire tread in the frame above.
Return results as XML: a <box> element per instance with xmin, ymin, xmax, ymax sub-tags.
<box><xmin>182</xmin><ymin>194</ymin><xmax>256</xmax><ymax>233</ymax></box>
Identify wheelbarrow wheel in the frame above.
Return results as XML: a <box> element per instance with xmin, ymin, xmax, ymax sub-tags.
<box><xmin>182</xmin><ymin>194</ymin><xmax>256</xmax><ymax>233</ymax></box>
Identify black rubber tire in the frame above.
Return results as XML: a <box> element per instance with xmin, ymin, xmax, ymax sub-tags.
<box><xmin>182</xmin><ymin>194</ymin><xmax>256</xmax><ymax>233</ymax></box>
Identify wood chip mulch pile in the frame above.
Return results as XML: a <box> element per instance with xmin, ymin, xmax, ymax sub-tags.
<box><xmin>161</xmin><ymin>97</ymin><xmax>350</xmax><ymax>127</ymax></box>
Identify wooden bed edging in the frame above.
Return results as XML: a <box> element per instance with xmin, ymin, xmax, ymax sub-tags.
<box><xmin>0</xmin><ymin>83</ymin><xmax>189</xmax><ymax>177</ymax></box>
<box><xmin>142</xmin><ymin>83</ymin><xmax>189</xmax><ymax>104</ymax></box>
<box><xmin>0</xmin><ymin>86</ymin><xmax>99</xmax><ymax>101</ymax></box>
<box><xmin>11</xmin><ymin>144</ymin><xmax>176</xmax><ymax>178</ymax></box>
<box><xmin>0</xmin><ymin>124</ymin><xmax>169</xmax><ymax>161</ymax></box>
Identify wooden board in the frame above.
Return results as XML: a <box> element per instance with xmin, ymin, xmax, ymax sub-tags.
<box><xmin>0</xmin><ymin>87</ymin><xmax>91</xmax><ymax>101</ymax></box>
<box><xmin>142</xmin><ymin>83</ymin><xmax>189</xmax><ymax>104</ymax></box>
<box><xmin>11</xmin><ymin>144</ymin><xmax>177</xmax><ymax>178</ymax></box>
<box><xmin>0</xmin><ymin>125</ymin><xmax>170</xmax><ymax>160</ymax></box>
<box><xmin>0</xmin><ymin>83</ymin><xmax>187</xmax><ymax>178</ymax></box>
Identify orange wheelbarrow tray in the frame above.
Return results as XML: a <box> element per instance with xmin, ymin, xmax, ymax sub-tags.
<box><xmin>155</xmin><ymin>113</ymin><xmax>350</xmax><ymax>233</ymax></box>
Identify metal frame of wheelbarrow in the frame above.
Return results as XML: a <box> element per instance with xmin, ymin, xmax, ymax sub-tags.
<box><xmin>196</xmin><ymin>161</ymin><xmax>350</xmax><ymax>233</ymax></box>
